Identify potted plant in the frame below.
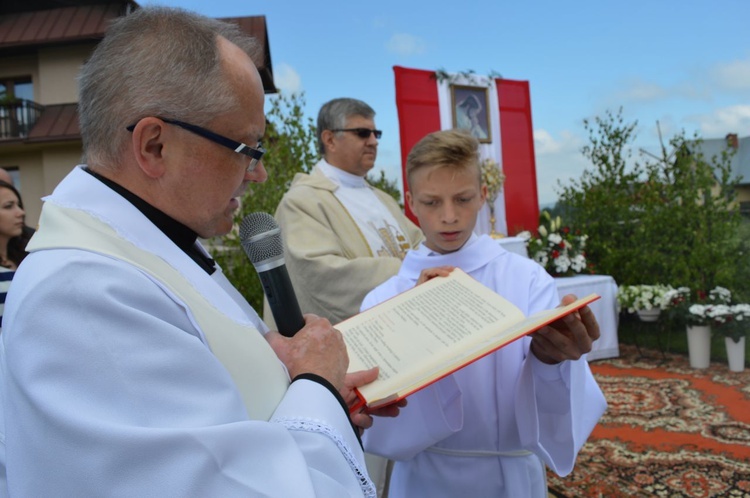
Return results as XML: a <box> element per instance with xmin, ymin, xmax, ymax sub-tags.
<box><xmin>617</xmin><ymin>284</ymin><xmax>671</xmax><ymax>322</ymax></box>
<box><xmin>517</xmin><ymin>210</ymin><xmax>591</xmax><ymax>277</ymax></box>
<box><xmin>663</xmin><ymin>286</ymin><xmax>733</xmax><ymax>369</ymax></box>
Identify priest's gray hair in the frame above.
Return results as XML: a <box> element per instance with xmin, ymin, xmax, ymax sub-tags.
<box><xmin>316</xmin><ymin>98</ymin><xmax>376</xmax><ymax>155</ymax></box>
<box><xmin>78</xmin><ymin>6</ymin><xmax>261</xmax><ymax>169</ymax></box>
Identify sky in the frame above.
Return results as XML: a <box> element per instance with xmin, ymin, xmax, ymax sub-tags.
<box><xmin>143</xmin><ymin>0</ymin><xmax>750</xmax><ymax>207</ymax></box>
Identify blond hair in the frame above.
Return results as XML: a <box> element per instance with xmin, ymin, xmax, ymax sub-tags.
<box><xmin>405</xmin><ymin>129</ymin><xmax>480</xmax><ymax>188</ymax></box>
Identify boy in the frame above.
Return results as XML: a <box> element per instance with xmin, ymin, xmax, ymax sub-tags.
<box><xmin>361</xmin><ymin>129</ymin><xmax>606</xmax><ymax>498</ymax></box>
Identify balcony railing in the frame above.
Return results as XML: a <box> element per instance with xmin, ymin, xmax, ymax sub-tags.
<box><xmin>0</xmin><ymin>99</ymin><xmax>45</xmax><ymax>140</ymax></box>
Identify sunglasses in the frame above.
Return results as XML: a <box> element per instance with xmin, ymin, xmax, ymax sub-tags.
<box><xmin>330</xmin><ymin>128</ymin><xmax>382</xmax><ymax>139</ymax></box>
<box><xmin>126</xmin><ymin>117</ymin><xmax>266</xmax><ymax>173</ymax></box>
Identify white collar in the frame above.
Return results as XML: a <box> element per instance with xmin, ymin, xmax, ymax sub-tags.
<box><xmin>317</xmin><ymin>159</ymin><xmax>369</xmax><ymax>188</ymax></box>
<box><xmin>420</xmin><ymin>233</ymin><xmax>480</xmax><ymax>256</ymax></box>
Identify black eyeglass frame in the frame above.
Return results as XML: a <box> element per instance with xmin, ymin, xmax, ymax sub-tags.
<box><xmin>329</xmin><ymin>128</ymin><xmax>383</xmax><ymax>139</ymax></box>
<box><xmin>126</xmin><ymin>117</ymin><xmax>265</xmax><ymax>172</ymax></box>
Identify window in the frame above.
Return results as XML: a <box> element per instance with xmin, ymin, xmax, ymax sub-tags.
<box><xmin>1</xmin><ymin>77</ymin><xmax>37</xmax><ymax>139</ymax></box>
<box><xmin>0</xmin><ymin>78</ymin><xmax>33</xmax><ymax>101</ymax></box>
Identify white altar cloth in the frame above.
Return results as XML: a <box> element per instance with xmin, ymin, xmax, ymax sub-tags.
<box><xmin>496</xmin><ymin>236</ymin><xmax>528</xmax><ymax>258</ymax></box>
<box><xmin>554</xmin><ymin>274</ymin><xmax>620</xmax><ymax>361</ymax></box>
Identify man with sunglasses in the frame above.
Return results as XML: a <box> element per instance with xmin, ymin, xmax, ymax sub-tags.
<box><xmin>0</xmin><ymin>7</ymin><xmax>378</xmax><ymax>497</ymax></box>
<box><xmin>273</xmin><ymin>98</ymin><xmax>423</xmax><ymax>328</ymax></box>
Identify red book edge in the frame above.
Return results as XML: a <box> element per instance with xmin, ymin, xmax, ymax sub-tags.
<box><xmin>348</xmin><ymin>293</ymin><xmax>601</xmax><ymax>414</ymax></box>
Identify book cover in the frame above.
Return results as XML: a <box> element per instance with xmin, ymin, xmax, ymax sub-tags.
<box><xmin>339</xmin><ymin>268</ymin><xmax>600</xmax><ymax>410</ymax></box>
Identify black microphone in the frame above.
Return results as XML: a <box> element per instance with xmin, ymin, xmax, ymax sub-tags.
<box><xmin>240</xmin><ymin>212</ymin><xmax>305</xmax><ymax>337</ymax></box>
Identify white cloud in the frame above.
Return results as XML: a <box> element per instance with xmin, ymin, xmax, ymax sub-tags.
<box><xmin>533</xmin><ymin>128</ymin><xmax>588</xmax><ymax>206</ymax></box>
<box><xmin>601</xmin><ymin>57</ymin><xmax>750</xmax><ymax>111</ymax></box>
<box><xmin>688</xmin><ymin>104</ymin><xmax>750</xmax><ymax>136</ymax></box>
<box><xmin>711</xmin><ymin>58</ymin><xmax>750</xmax><ymax>92</ymax></box>
<box><xmin>273</xmin><ymin>63</ymin><xmax>302</xmax><ymax>94</ymax></box>
<box><xmin>386</xmin><ymin>33</ymin><xmax>426</xmax><ymax>56</ymax></box>
<box><xmin>613</xmin><ymin>78</ymin><xmax>669</xmax><ymax>104</ymax></box>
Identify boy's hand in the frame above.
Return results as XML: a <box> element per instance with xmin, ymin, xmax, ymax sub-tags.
<box><xmin>530</xmin><ymin>294</ymin><xmax>600</xmax><ymax>364</ymax></box>
<box><xmin>416</xmin><ymin>266</ymin><xmax>455</xmax><ymax>286</ymax></box>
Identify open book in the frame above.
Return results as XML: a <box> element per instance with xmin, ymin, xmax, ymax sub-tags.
<box><xmin>338</xmin><ymin>268</ymin><xmax>599</xmax><ymax>410</ymax></box>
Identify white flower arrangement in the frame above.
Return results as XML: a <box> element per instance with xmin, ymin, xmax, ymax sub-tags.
<box><xmin>617</xmin><ymin>284</ymin><xmax>673</xmax><ymax>313</ymax></box>
<box><xmin>516</xmin><ymin>211</ymin><xmax>590</xmax><ymax>277</ymax></box>
<box><xmin>710</xmin><ymin>302</ymin><xmax>750</xmax><ymax>342</ymax></box>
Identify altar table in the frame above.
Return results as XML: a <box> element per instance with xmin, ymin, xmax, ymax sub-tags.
<box><xmin>554</xmin><ymin>274</ymin><xmax>620</xmax><ymax>361</ymax></box>
<box><xmin>496</xmin><ymin>236</ymin><xmax>528</xmax><ymax>258</ymax></box>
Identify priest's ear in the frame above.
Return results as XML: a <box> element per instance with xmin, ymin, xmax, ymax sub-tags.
<box><xmin>127</xmin><ymin>117</ymin><xmax>171</xmax><ymax>179</ymax></box>
<box><xmin>321</xmin><ymin>129</ymin><xmax>339</xmax><ymax>154</ymax></box>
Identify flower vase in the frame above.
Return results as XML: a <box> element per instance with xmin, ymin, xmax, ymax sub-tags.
<box><xmin>686</xmin><ymin>325</ymin><xmax>711</xmax><ymax>369</ymax></box>
<box><xmin>637</xmin><ymin>309</ymin><xmax>661</xmax><ymax>322</ymax></box>
<box><xmin>725</xmin><ymin>336</ymin><xmax>746</xmax><ymax>372</ymax></box>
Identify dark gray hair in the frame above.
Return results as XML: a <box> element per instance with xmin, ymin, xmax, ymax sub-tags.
<box><xmin>78</xmin><ymin>6</ymin><xmax>261</xmax><ymax>169</ymax></box>
<box><xmin>316</xmin><ymin>98</ymin><xmax>375</xmax><ymax>155</ymax></box>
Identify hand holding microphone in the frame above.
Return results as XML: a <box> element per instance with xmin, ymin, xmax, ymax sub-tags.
<box><xmin>240</xmin><ymin>213</ymin><xmax>348</xmax><ymax>389</ymax></box>
<box><xmin>240</xmin><ymin>212</ymin><xmax>305</xmax><ymax>337</ymax></box>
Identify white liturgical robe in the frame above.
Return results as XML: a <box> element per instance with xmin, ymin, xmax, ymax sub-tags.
<box><xmin>361</xmin><ymin>235</ymin><xmax>607</xmax><ymax>498</ymax></box>
<box><xmin>0</xmin><ymin>166</ymin><xmax>374</xmax><ymax>497</ymax></box>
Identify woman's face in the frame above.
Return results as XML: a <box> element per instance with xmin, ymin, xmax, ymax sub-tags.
<box><xmin>0</xmin><ymin>187</ymin><xmax>25</xmax><ymax>239</ymax></box>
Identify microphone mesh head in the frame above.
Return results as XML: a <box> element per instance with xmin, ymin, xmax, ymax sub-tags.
<box><xmin>239</xmin><ymin>212</ymin><xmax>284</xmax><ymax>265</ymax></box>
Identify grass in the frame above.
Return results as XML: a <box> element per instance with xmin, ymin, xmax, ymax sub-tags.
<box><xmin>617</xmin><ymin>312</ymin><xmax>749</xmax><ymax>367</ymax></box>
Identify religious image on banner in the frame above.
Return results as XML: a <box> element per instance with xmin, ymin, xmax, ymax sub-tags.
<box><xmin>393</xmin><ymin>66</ymin><xmax>540</xmax><ymax>237</ymax></box>
<box><xmin>451</xmin><ymin>85</ymin><xmax>491</xmax><ymax>143</ymax></box>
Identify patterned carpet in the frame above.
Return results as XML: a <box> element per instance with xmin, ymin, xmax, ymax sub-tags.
<box><xmin>548</xmin><ymin>344</ymin><xmax>750</xmax><ymax>498</ymax></box>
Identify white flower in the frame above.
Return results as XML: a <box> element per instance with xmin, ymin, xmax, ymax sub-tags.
<box><xmin>571</xmin><ymin>254</ymin><xmax>587</xmax><ymax>272</ymax></box>
<box><xmin>618</xmin><ymin>284</ymin><xmax>673</xmax><ymax>312</ymax></box>
<box><xmin>533</xmin><ymin>252</ymin><xmax>549</xmax><ymax>267</ymax></box>
<box><xmin>689</xmin><ymin>304</ymin><xmax>708</xmax><ymax>319</ymax></box>
<box><xmin>709</xmin><ymin>286</ymin><xmax>732</xmax><ymax>304</ymax></box>
<box><xmin>516</xmin><ymin>230</ymin><xmax>532</xmax><ymax>241</ymax></box>
<box><xmin>554</xmin><ymin>255</ymin><xmax>571</xmax><ymax>274</ymax></box>
<box><xmin>732</xmin><ymin>303</ymin><xmax>750</xmax><ymax>319</ymax></box>
<box><xmin>522</xmin><ymin>211</ymin><xmax>588</xmax><ymax>277</ymax></box>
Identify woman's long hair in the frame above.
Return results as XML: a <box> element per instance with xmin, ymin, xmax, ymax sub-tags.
<box><xmin>0</xmin><ymin>180</ymin><xmax>32</xmax><ymax>268</ymax></box>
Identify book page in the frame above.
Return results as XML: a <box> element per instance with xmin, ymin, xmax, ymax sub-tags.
<box><xmin>340</xmin><ymin>269</ymin><xmax>601</xmax><ymax>408</ymax></box>
<box><xmin>339</xmin><ymin>269</ymin><xmax>526</xmax><ymax>397</ymax></box>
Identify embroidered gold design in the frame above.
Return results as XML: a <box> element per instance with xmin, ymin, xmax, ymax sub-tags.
<box><xmin>370</xmin><ymin>222</ymin><xmax>409</xmax><ymax>260</ymax></box>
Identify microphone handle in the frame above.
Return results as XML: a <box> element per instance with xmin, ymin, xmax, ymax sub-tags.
<box><xmin>259</xmin><ymin>266</ymin><xmax>305</xmax><ymax>337</ymax></box>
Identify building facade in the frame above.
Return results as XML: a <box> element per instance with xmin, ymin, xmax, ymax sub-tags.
<box><xmin>0</xmin><ymin>1</ymin><xmax>276</xmax><ymax>227</ymax></box>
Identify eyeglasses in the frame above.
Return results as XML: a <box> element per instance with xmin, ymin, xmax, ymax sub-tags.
<box><xmin>330</xmin><ymin>128</ymin><xmax>382</xmax><ymax>139</ymax></box>
<box><xmin>126</xmin><ymin>117</ymin><xmax>266</xmax><ymax>172</ymax></box>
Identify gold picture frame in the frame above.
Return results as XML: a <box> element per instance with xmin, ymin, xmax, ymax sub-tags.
<box><xmin>451</xmin><ymin>84</ymin><xmax>491</xmax><ymax>143</ymax></box>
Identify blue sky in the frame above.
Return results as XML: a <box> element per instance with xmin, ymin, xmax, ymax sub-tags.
<box><xmin>144</xmin><ymin>0</ymin><xmax>750</xmax><ymax>206</ymax></box>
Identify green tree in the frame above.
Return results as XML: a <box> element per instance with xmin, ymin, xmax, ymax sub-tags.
<box><xmin>638</xmin><ymin>132</ymin><xmax>742</xmax><ymax>292</ymax></box>
<box><xmin>558</xmin><ymin>108</ymin><xmax>744</xmax><ymax>296</ymax></box>
<box><xmin>367</xmin><ymin>169</ymin><xmax>403</xmax><ymax>207</ymax></box>
<box><xmin>556</xmin><ymin>108</ymin><xmax>645</xmax><ymax>281</ymax></box>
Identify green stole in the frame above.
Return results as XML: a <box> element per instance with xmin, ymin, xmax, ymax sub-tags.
<box><xmin>28</xmin><ymin>203</ymin><xmax>289</xmax><ymax>421</ymax></box>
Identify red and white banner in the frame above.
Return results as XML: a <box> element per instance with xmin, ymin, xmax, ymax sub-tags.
<box><xmin>393</xmin><ymin>66</ymin><xmax>540</xmax><ymax>235</ymax></box>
